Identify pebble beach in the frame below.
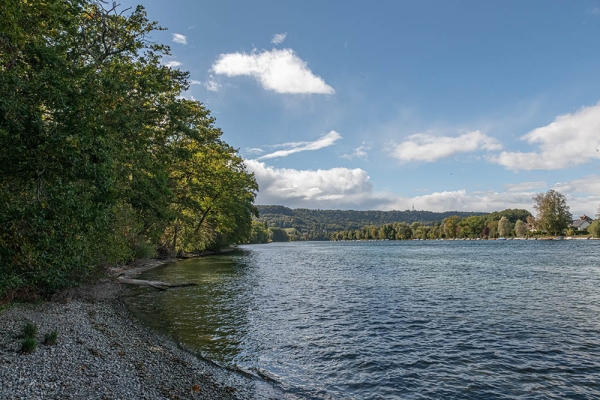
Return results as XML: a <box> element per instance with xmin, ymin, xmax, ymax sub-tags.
<box><xmin>0</xmin><ymin>272</ymin><xmax>280</xmax><ymax>399</ymax></box>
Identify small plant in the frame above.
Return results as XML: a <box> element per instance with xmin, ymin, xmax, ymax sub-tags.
<box><xmin>22</xmin><ymin>321</ymin><xmax>38</xmax><ymax>338</ymax></box>
<box><xmin>21</xmin><ymin>337</ymin><xmax>37</xmax><ymax>354</ymax></box>
<box><xmin>43</xmin><ymin>330</ymin><xmax>58</xmax><ymax>345</ymax></box>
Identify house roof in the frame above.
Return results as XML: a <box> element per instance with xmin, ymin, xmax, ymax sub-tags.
<box><xmin>571</xmin><ymin>219</ymin><xmax>591</xmax><ymax>228</ymax></box>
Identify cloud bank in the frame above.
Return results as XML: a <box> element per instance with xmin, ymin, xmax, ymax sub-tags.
<box><xmin>245</xmin><ymin>159</ymin><xmax>381</xmax><ymax>208</ymax></box>
<box><xmin>492</xmin><ymin>102</ymin><xmax>600</xmax><ymax>171</ymax></box>
<box><xmin>245</xmin><ymin>161</ymin><xmax>598</xmax><ymax>215</ymax></box>
<box><xmin>212</xmin><ymin>49</ymin><xmax>335</xmax><ymax>94</ymax></box>
<box><xmin>392</xmin><ymin>131</ymin><xmax>501</xmax><ymax>162</ymax></box>
<box><xmin>258</xmin><ymin>131</ymin><xmax>342</xmax><ymax>159</ymax></box>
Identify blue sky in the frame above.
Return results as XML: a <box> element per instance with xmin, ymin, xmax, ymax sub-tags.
<box><xmin>121</xmin><ymin>0</ymin><xmax>600</xmax><ymax>216</ymax></box>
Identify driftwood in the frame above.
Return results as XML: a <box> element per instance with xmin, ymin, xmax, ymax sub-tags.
<box><xmin>116</xmin><ymin>277</ymin><xmax>198</xmax><ymax>291</ymax></box>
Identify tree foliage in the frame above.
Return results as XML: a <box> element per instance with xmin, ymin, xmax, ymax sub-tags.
<box><xmin>497</xmin><ymin>216</ymin><xmax>513</xmax><ymax>237</ymax></box>
<box><xmin>533</xmin><ymin>190</ymin><xmax>571</xmax><ymax>236</ymax></box>
<box><xmin>0</xmin><ymin>1</ymin><xmax>257</xmax><ymax>298</ymax></box>
<box><xmin>588</xmin><ymin>220</ymin><xmax>600</xmax><ymax>238</ymax></box>
<box><xmin>514</xmin><ymin>220</ymin><xmax>527</xmax><ymax>237</ymax></box>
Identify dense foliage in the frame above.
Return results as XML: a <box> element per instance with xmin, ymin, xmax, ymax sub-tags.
<box><xmin>0</xmin><ymin>1</ymin><xmax>257</xmax><ymax>298</ymax></box>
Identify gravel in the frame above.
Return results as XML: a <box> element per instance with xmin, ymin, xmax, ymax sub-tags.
<box><xmin>0</xmin><ymin>279</ymin><xmax>284</xmax><ymax>399</ymax></box>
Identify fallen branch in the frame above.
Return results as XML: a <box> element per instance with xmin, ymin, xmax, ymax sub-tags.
<box><xmin>116</xmin><ymin>277</ymin><xmax>198</xmax><ymax>291</ymax></box>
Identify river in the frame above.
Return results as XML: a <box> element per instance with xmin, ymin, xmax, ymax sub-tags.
<box><xmin>124</xmin><ymin>240</ymin><xmax>600</xmax><ymax>399</ymax></box>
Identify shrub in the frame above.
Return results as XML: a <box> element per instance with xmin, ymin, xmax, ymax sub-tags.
<box><xmin>133</xmin><ymin>241</ymin><xmax>157</xmax><ymax>259</ymax></box>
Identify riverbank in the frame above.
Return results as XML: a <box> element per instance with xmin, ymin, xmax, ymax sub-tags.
<box><xmin>0</xmin><ymin>255</ymin><xmax>275</xmax><ymax>400</ymax></box>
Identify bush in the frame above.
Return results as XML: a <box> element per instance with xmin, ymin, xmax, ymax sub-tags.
<box><xmin>133</xmin><ymin>241</ymin><xmax>157</xmax><ymax>259</ymax></box>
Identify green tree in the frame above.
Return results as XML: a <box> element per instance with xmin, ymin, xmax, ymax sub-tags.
<box><xmin>269</xmin><ymin>228</ymin><xmax>289</xmax><ymax>242</ymax></box>
<box><xmin>588</xmin><ymin>220</ymin><xmax>600</xmax><ymax>238</ymax></box>
<box><xmin>443</xmin><ymin>216</ymin><xmax>461</xmax><ymax>238</ymax></box>
<box><xmin>533</xmin><ymin>190</ymin><xmax>572</xmax><ymax>236</ymax></box>
<box><xmin>514</xmin><ymin>219</ymin><xmax>527</xmax><ymax>237</ymax></box>
<box><xmin>0</xmin><ymin>1</ymin><xmax>257</xmax><ymax>298</ymax></box>
<box><xmin>249</xmin><ymin>221</ymin><xmax>270</xmax><ymax>244</ymax></box>
<box><xmin>498</xmin><ymin>216</ymin><xmax>513</xmax><ymax>237</ymax></box>
<box><xmin>459</xmin><ymin>216</ymin><xmax>486</xmax><ymax>238</ymax></box>
<box><xmin>487</xmin><ymin>221</ymin><xmax>499</xmax><ymax>238</ymax></box>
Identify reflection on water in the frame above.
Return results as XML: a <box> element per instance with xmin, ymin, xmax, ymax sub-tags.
<box><xmin>125</xmin><ymin>241</ymin><xmax>600</xmax><ymax>399</ymax></box>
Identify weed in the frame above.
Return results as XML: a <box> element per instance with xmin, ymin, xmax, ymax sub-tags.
<box><xmin>43</xmin><ymin>330</ymin><xmax>58</xmax><ymax>345</ymax></box>
<box><xmin>21</xmin><ymin>337</ymin><xmax>37</xmax><ymax>354</ymax></box>
<box><xmin>22</xmin><ymin>321</ymin><xmax>38</xmax><ymax>338</ymax></box>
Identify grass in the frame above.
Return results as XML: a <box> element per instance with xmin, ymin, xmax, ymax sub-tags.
<box><xmin>43</xmin><ymin>330</ymin><xmax>58</xmax><ymax>345</ymax></box>
<box><xmin>22</xmin><ymin>321</ymin><xmax>38</xmax><ymax>338</ymax></box>
<box><xmin>21</xmin><ymin>337</ymin><xmax>37</xmax><ymax>354</ymax></box>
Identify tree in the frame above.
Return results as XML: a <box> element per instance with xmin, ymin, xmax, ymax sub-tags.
<box><xmin>269</xmin><ymin>228</ymin><xmax>289</xmax><ymax>242</ymax></box>
<box><xmin>589</xmin><ymin>220</ymin><xmax>600</xmax><ymax>238</ymax></box>
<box><xmin>533</xmin><ymin>190</ymin><xmax>572</xmax><ymax>236</ymax></box>
<box><xmin>443</xmin><ymin>216</ymin><xmax>461</xmax><ymax>238</ymax></box>
<box><xmin>0</xmin><ymin>1</ymin><xmax>257</xmax><ymax>297</ymax></box>
<box><xmin>459</xmin><ymin>216</ymin><xmax>486</xmax><ymax>238</ymax></box>
<box><xmin>514</xmin><ymin>219</ymin><xmax>527</xmax><ymax>237</ymax></box>
<box><xmin>487</xmin><ymin>221</ymin><xmax>499</xmax><ymax>238</ymax></box>
<box><xmin>498</xmin><ymin>216</ymin><xmax>513</xmax><ymax>237</ymax></box>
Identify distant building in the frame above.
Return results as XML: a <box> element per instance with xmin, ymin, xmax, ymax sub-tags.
<box><xmin>571</xmin><ymin>215</ymin><xmax>593</xmax><ymax>231</ymax></box>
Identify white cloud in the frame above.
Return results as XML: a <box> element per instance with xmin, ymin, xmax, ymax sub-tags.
<box><xmin>552</xmin><ymin>175</ymin><xmax>600</xmax><ymax>216</ymax></box>
<box><xmin>164</xmin><ymin>60</ymin><xmax>182</xmax><ymax>68</ymax></box>
<box><xmin>402</xmin><ymin>190</ymin><xmax>535</xmax><ymax>213</ymax></box>
<box><xmin>341</xmin><ymin>145</ymin><xmax>370</xmax><ymax>160</ymax></box>
<box><xmin>204</xmin><ymin>79</ymin><xmax>221</xmax><ymax>92</ymax></box>
<box><xmin>491</xmin><ymin>102</ymin><xmax>600</xmax><ymax>171</ymax></box>
<box><xmin>246</xmin><ymin>160</ymin><xmax>599</xmax><ymax>215</ymax></box>
<box><xmin>245</xmin><ymin>147</ymin><xmax>265</xmax><ymax>155</ymax></box>
<box><xmin>189</xmin><ymin>77</ymin><xmax>221</xmax><ymax>92</ymax></box>
<box><xmin>172</xmin><ymin>33</ymin><xmax>187</xmax><ymax>45</ymax></box>
<box><xmin>258</xmin><ymin>130</ymin><xmax>342</xmax><ymax>159</ymax></box>
<box><xmin>212</xmin><ymin>49</ymin><xmax>335</xmax><ymax>94</ymax></box>
<box><xmin>245</xmin><ymin>159</ymin><xmax>385</xmax><ymax>208</ymax></box>
<box><xmin>391</xmin><ymin>130</ymin><xmax>502</xmax><ymax>162</ymax></box>
<box><xmin>503</xmin><ymin>181</ymin><xmax>547</xmax><ymax>192</ymax></box>
<box><xmin>592</xmin><ymin>6</ymin><xmax>600</xmax><ymax>15</ymax></box>
<box><xmin>271</xmin><ymin>33</ymin><xmax>287</xmax><ymax>45</ymax></box>
<box><xmin>553</xmin><ymin>175</ymin><xmax>600</xmax><ymax>196</ymax></box>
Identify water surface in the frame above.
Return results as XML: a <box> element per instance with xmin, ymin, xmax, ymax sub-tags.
<box><xmin>125</xmin><ymin>240</ymin><xmax>600</xmax><ymax>399</ymax></box>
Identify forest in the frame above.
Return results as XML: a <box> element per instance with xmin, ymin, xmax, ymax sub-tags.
<box><xmin>0</xmin><ymin>1</ymin><xmax>258</xmax><ymax>298</ymax></box>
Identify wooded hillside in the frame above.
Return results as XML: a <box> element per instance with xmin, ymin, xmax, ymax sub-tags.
<box><xmin>256</xmin><ymin>205</ymin><xmax>486</xmax><ymax>233</ymax></box>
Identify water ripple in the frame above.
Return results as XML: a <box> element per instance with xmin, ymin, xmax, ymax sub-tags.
<box><xmin>125</xmin><ymin>240</ymin><xmax>600</xmax><ymax>399</ymax></box>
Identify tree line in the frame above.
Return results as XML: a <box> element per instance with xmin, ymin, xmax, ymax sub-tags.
<box><xmin>328</xmin><ymin>209</ymin><xmax>534</xmax><ymax>241</ymax></box>
<box><xmin>0</xmin><ymin>1</ymin><xmax>257</xmax><ymax>298</ymax></box>
<box><xmin>252</xmin><ymin>190</ymin><xmax>600</xmax><ymax>242</ymax></box>
<box><xmin>254</xmin><ymin>205</ymin><xmax>486</xmax><ymax>239</ymax></box>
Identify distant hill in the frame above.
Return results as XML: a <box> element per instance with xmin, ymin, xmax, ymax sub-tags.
<box><xmin>256</xmin><ymin>205</ymin><xmax>486</xmax><ymax>233</ymax></box>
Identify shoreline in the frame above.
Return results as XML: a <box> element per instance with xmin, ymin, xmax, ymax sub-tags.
<box><xmin>0</xmin><ymin>253</ymin><xmax>281</xmax><ymax>399</ymax></box>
